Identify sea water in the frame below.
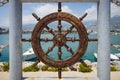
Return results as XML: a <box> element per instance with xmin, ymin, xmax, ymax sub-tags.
<box><xmin>0</xmin><ymin>33</ymin><xmax>120</xmax><ymax>62</ymax></box>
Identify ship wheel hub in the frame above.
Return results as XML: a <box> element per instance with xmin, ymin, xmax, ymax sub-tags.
<box><xmin>53</xmin><ymin>33</ymin><xmax>66</xmax><ymax>46</ymax></box>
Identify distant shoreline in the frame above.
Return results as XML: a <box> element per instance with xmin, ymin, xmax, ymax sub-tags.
<box><xmin>0</xmin><ymin>30</ymin><xmax>79</xmax><ymax>34</ymax></box>
<box><xmin>0</xmin><ymin>30</ymin><xmax>9</xmax><ymax>34</ymax></box>
<box><xmin>1</xmin><ymin>30</ymin><xmax>120</xmax><ymax>36</ymax></box>
<box><xmin>0</xmin><ymin>30</ymin><xmax>32</xmax><ymax>34</ymax></box>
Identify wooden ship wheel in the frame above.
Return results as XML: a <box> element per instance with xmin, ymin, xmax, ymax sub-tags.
<box><xmin>32</xmin><ymin>2</ymin><xmax>88</xmax><ymax>68</ymax></box>
<box><xmin>32</xmin><ymin>11</ymin><xmax>88</xmax><ymax>66</ymax></box>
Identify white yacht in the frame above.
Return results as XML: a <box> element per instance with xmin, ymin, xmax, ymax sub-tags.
<box><xmin>112</xmin><ymin>45</ymin><xmax>120</xmax><ymax>51</ymax></box>
<box><xmin>94</xmin><ymin>52</ymin><xmax>119</xmax><ymax>61</ymax></box>
<box><xmin>115</xmin><ymin>53</ymin><xmax>120</xmax><ymax>59</ymax></box>
<box><xmin>0</xmin><ymin>45</ymin><xmax>8</xmax><ymax>55</ymax></box>
<box><xmin>23</xmin><ymin>48</ymin><xmax>36</xmax><ymax>61</ymax></box>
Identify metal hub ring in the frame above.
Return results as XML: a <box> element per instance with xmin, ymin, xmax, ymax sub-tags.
<box><xmin>53</xmin><ymin>33</ymin><xmax>66</xmax><ymax>46</ymax></box>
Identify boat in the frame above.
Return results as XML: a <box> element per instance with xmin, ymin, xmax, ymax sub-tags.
<box><xmin>23</xmin><ymin>48</ymin><xmax>36</xmax><ymax>61</ymax></box>
<box><xmin>0</xmin><ymin>48</ymin><xmax>2</xmax><ymax>56</ymax></box>
<box><xmin>94</xmin><ymin>52</ymin><xmax>119</xmax><ymax>61</ymax></box>
<box><xmin>0</xmin><ymin>45</ymin><xmax>8</xmax><ymax>49</ymax></box>
<box><xmin>115</xmin><ymin>53</ymin><xmax>120</xmax><ymax>59</ymax></box>
<box><xmin>0</xmin><ymin>44</ymin><xmax>9</xmax><ymax>56</ymax></box>
<box><xmin>112</xmin><ymin>45</ymin><xmax>120</xmax><ymax>51</ymax></box>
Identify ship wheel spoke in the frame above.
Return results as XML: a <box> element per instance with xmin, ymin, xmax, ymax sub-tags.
<box><xmin>64</xmin><ymin>25</ymin><xmax>74</xmax><ymax>36</ymax></box>
<box><xmin>57</xmin><ymin>2</ymin><xmax>62</xmax><ymax>34</ymax></box>
<box><xmin>58</xmin><ymin>20</ymin><xmax>62</xmax><ymax>34</ymax></box>
<box><xmin>64</xmin><ymin>44</ymin><xmax>74</xmax><ymax>55</ymax></box>
<box><xmin>45</xmin><ymin>44</ymin><xmax>55</xmax><ymax>55</ymax></box>
<box><xmin>46</xmin><ymin>26</ymin><xmax>55</xmax><ymax>36</ymax></box>
<box><xmin>58</xmin><ymin>46</ymin><xmax>62</xmax><ymax>60</ymax></box>
<box><xmin>40</xmin><ymin>38</ymin><xmax>53</xmax><ymax>42</ymax></box>
<box><xmin>66</xmin><ymin>37</ymin><xmax>80</xmax><ymax>42</ymax></box>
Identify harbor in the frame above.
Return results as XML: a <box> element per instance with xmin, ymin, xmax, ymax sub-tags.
<box><xmin>0</xmin><ymin>33</ymin><xmax>120</xmax><ymax>62</ymax></box>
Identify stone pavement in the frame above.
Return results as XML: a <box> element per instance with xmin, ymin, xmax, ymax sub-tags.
<box><xmin>23</xmin><ymin>77</ymin><xmax>98</xmax><ymax>80</ymax></box>
<box><xmin>0</xmin><ymin>71</ymin><xmax>120</xmax><ymax>80</ymax></box>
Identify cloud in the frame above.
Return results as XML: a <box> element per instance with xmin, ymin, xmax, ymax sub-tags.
<box><xmin>1</xmin><ymin>3</ymin><xmax>73</xmax><ymax>26</ymax></box>
<box><xmin>23</xmin><ymin>3</ymin><xmax>73</xmax><ymax>25</ymax></box>
<box><xmin>111</xmin><ymin>3</ymin><xmax>120</xmax><ymax>17</ymax></box>
<box><xmin>83</xmin><ymin>3</ymin><xmax>120</xmax><ymax>21</ymax></box>
<box><xmin>22</xmin><ymin>15</ymin><xmax>37</xmax><ymax>25</ymax></box>
<box><xmin>84</xmin><ymin>5</ymin><xmax>97</xmax><ymax>21</ymax></box>
<box><xmin>1</xmin><ymin>3</ymin><xmax>120</xmax><ymax>26</ymax></box>
<box><xmin>34</xmin><ymin>4</ymin><xmax>73</xmax><ymax>17</ymax></box>
<box><xmin>34</xmin><ymin>4</ymin><xmax>57</xmax><ymax>17</ymax></box>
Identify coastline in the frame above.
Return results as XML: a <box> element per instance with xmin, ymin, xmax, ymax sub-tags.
<box><xmin>0</xmin><ymin>29</ymin><xmax>120</xmax><ymax>36</ymax></box>
<box><xmin>0</xmin><ymin>61</ymin><xmax>120</xmax><ymax>80</ymax></box>
<box><xmin>0</xmin><ymin>60</ymin><xmax>120</xmax><ymax>70</ymax></box>
<box><xmin>0</xmin><ymin>60</ymin><xmax>97</xmax><ymax>69</ymax></box>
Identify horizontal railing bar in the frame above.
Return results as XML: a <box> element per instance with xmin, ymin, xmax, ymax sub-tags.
<box><xmin>21</xmin><ymin>0</ymin><xmax>99</xmax><ymax>3</ymax></box>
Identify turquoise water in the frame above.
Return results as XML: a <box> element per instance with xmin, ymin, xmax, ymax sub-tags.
<box><xmin>0</xmin><ymin>33</ymin><xmax>120</xmax><ymax>62</ymax></box>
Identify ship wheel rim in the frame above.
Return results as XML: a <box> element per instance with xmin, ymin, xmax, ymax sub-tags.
<box><xmin>32</xmin><ymin>12</ymin><xmax>88</xmax><ymax>68</ymax></box>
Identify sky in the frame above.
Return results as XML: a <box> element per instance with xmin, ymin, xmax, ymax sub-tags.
<box><xmin>0</xmin><ymin>2</ymin><xmax>120</xmax><ymax>27</ymax></box>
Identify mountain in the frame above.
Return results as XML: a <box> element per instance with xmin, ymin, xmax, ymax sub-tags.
<box><xmin>111</xmin><ymin>15</ymin><xmax>120</xmax><ymax>22</ymax></box>
<box><xmin>110</xmin><ymin>16</ymin><xmax>120</xmax><ymax>29</ymax></box>
<box><xmin>83</xmin><ymin>16</ymin><xmax>120</xmax><ymax>29</ymax></box>
<box><xmin>22</xmin><ymin>24</ymin><xmax>35</xmax><ymax>31</ymax></box>
<box><xmin>22</xmin><ymin>16</ymin><xmax>120</xmax><ymax>30</ymax></box>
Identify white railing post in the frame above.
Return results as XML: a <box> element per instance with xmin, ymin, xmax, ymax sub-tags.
<box><xmin>9</xmin><ymin>0</ymin><xmax>22</xmax><ymax>80</ymax></box>
<box><xmin>97</xmin><ymin>0</ymin><xmax>111</xmax><ymax>80</ymax></box>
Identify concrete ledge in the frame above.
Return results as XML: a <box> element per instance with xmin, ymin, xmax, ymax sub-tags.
<box><xmin>23</xmin><ymin>77</ymin><xmax>99</xmax><ymax>80</ymax></box>
<box><xmin>0</xmin><ymin>71</ymin><xmax>120</xmax><ymax>80</ymax></box>
<box><xmin>111</xmin><ymin>72</ymin><xmax>120</xmax><ymax>80</ymax></box>
<box><xmin>23</xmin><ymin>72</ymin><xmax>97</xmax><ymax>78</ymax></box>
